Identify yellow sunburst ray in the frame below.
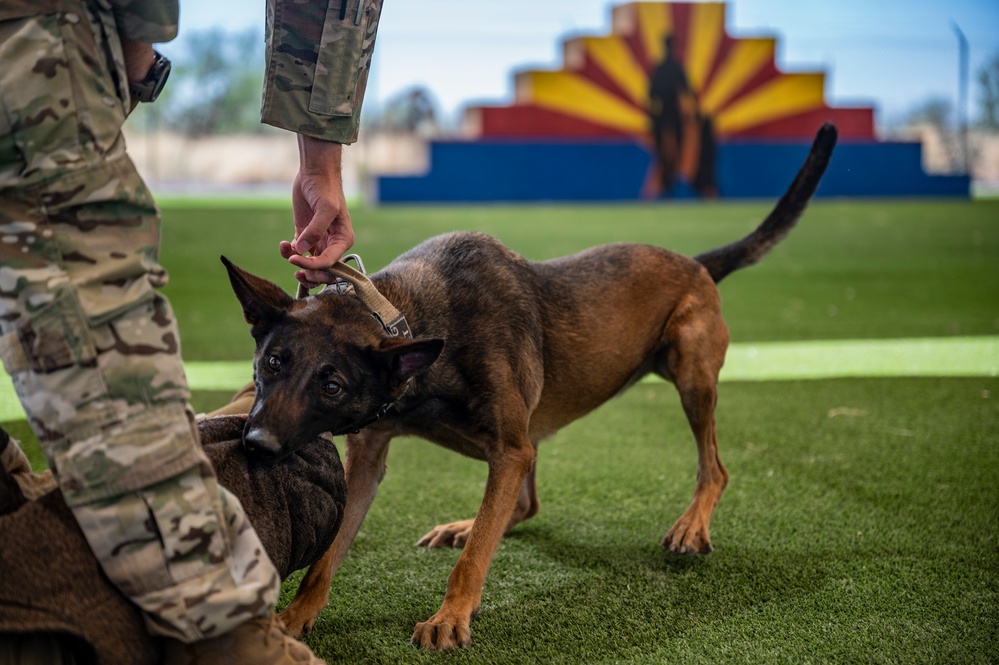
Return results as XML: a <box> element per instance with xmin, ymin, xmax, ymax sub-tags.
<box><xmin>684</xmin><ymin>2</ymin><xmax>725</xmax><ymax>91</ymax></box>
<box><xmin>518</xmin><ymin>70</ymin><xmax>649</xmax><ymax>134</ymax></box>
<box><xmin>637</xmin><ymin>2</ymin><xmax>672</xmax><ymax>64</ymax></box>
<box><xmin>714</xmin><ymin>73</ymin><xmax>826</xmax><ymax>134</ymax></box>
<box><xmin>699</xmin><ymin>37</ymin><xmax>776</xmax><ymax>114</ymax></box>
<box><xmin>579</xmin><ymin>36</ymin><xmax>650</xmax><ymax>106</ymax></box>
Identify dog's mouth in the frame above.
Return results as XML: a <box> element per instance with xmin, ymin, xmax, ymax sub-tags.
<box><xmin>240</xmin><ymin>391</ymin><xmax>400</xmax><ymax>458</ymax></box>
<box><xmin>242</xmin><ymin>425</ymin><xmax>298</xmax><ymax>461</ymax></box>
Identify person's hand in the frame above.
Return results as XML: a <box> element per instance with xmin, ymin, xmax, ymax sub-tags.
<box><xmin>120</xmin><ymin>37</ymin><xmax>155</xmax><ymax>116</ymax></box>
<box><xmin>279</xmin><ymin>135</ymin><xmax>354</xmax><ymax>288</ymax></box>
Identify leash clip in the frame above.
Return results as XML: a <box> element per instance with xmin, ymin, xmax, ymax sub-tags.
<box><xmin>294</xmin><ymin>253</ymin><xmax>413</xmax><ymax>339</ymax></box>
<box><xmin>341</xmin><ymin>253</ymin><xmax>366</xmax><ymax>274</ymax></box>
<box><xmin>294</xmin><ymin>254</ymin><xmax>365</xmax><ymax>298</ymax></box>
<box><xmin>322</xmin><ymin>254</ymin><xmax>365</xmax><ymax>296</ymax></box>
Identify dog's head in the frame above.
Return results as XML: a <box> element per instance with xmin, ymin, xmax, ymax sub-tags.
<box><xmin>221</xmin><ymin>257</ymin><xmax>444</xmax><ymax>459</ymax></box>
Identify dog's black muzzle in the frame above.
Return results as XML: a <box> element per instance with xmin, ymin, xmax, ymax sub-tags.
<box><xmin>243</xmin><ymin>425</ymin><xmax>289</xmax><ymax>460</ymax></box>
<box><xmin>243</xmin><ymin>392</ymin><xmax>404</xmax><ymax>458</ymax></box>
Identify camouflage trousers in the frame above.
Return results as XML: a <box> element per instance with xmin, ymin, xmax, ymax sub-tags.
<box><xmin>0</xmin><ymin>0</ymin><xmax>280</xmax><ymax>642</ymax></box>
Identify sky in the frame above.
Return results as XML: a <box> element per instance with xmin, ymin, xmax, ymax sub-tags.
<box><xmin>163</xmin><ymin>0</ymin><xmax>999</xmax><ymax>127</ymax></box>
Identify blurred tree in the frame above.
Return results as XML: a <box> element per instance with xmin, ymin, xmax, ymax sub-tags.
<box><xmin>977</xmin><ymin>51</ymin><xmax>999</xmax><ymax>129</ymax></box>
<box><xmin>377</xmin><ymin>86</ymin><xmax>441</xmax><ymax>135</ymax></box>
<box><xmin>906</xmin><ymin>97</ymin><xmax>953</xmax><ymax>129</ymax></box>
<box><xmin>130</xmin><ymin>27</ymin><xmax>265</xmax><ymax>136</ymax></box>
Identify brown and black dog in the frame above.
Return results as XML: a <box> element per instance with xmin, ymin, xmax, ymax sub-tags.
<box><xmin>222</xmin><ymin>124</ymin><xmax>838</xmax><ymax>650</ymax></box>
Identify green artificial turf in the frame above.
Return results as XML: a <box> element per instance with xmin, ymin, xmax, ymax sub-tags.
<box><xmin>8</xmin><ymin>378</ymin><xmax>997</xmax><ymax>663</ymax></box>
<box><xmin>280</xmin><ymin>376</ymin><xmax>998</xmax><ymax>663</ymax></box>
<box><xmin>158</xmin><ymin>199</ymin><xmax>999</xmax><ymax>360</ymax></box>
<box><xmin>3</xmin><ymin>199</ymin><xmax>998</xmax><ymax>662</ymax></box>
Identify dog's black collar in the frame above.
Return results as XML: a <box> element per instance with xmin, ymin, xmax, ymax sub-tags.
<box><xmin>335</xmin><ymin>380</ymin><xmax>411</xmax><ymax>435</ymax></box>
<box><xmin>343</xmin><ymin>400</ymin><xmax>396</xmax><ymax>435</ymax></box>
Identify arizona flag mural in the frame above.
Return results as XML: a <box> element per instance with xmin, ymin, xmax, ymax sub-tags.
<box><xmin>376</xmin><ymin>2</ymin><xmax>968</xmax><ymax>203</ymax></box>
<box><xmin>466</xmin><ymin>2</ymin><xmax>874</xmax><ymax>141</ymax></box>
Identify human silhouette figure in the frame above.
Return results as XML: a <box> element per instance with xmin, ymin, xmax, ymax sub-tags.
<box><xmin>648</xmin><ymin>35</ymin><xmax>717</xmax><ymax>198</ymax></box>
<box><xmin>648</xmin><ymin>35</ymin><xmax>689</xmax><ymax>193</ymax></box>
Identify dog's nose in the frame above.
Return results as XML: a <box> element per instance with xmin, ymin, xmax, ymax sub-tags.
<box><xmin>243</xmin><ymin>426</ymin><xmax>282</xmax><ymax>458</ymax></box>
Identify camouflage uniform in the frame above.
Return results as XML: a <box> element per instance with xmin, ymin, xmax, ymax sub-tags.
<box><xmin>0</xmin><ymin>0</ymin><xmax>381</xmax><ymax>644</ymax></box>
<box><xmin>263</xmin><ymin>0</ymin><xmax>384</xmax><ymax>143</ymax></box>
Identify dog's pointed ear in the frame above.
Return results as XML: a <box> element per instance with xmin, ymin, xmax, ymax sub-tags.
<box><xmin>221</xmin><ymin>256</ymin><xmax>294</xmax><ymax>326</ymax></box>
<box><xmin>375</xmin><ymin>337</ymin><xmax>444</xmax><ymax>390</ymax></box>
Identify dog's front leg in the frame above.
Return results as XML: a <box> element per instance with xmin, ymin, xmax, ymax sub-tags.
<box><xmin>280</xmin><ymin>430</ymin><xmax>391</xmax><ymax>637</ymax></box>
<box><xmin>410</xmin><ymin>439</ymin><xmax>536</xmax><ymax>650</ymax></box>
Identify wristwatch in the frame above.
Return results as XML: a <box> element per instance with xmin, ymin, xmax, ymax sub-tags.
<box><xmin>128</xmin><ymin>50</ymin><xmax>171</xmax><ymax>103</ymax></box>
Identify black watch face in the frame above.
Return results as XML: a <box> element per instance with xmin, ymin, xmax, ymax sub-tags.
<box><xmin>150</xmin><ymin>58</ymin><xmax>171</xmax><ymax>100</ymax></box>
<box><xmin>132</xmin><ymin>53</ymin><xmax>171</xmax><ymax>103</ymax></box>
<box><xmin>147</xmin><ymin>55</ymin><xmax>171</xmax><ymax>101</ymax></box>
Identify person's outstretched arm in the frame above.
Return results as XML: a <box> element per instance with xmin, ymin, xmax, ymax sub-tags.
<box><xmin>262</xmin><ymin>0</ymin><xmax>385</xmax><ymax>285</ymax></box>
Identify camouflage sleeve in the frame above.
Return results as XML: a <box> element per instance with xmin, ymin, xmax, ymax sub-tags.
<box><xmin>107</xmin><ymin>0</ymin><xmax>179</xmax><ymax>44</ymax></box>
<box><xmin>261</xmin><ymin>0</ymin><xmax>383</xmax><ymax>144</ymax></box>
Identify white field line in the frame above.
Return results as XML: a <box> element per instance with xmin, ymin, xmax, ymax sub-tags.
<box><xmin>0</xmin><ymin>337</ymin><xmax>996</xmax><ymax>422</ymax></box>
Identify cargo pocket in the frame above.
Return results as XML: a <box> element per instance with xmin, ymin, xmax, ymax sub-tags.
<box><xmin>139</xmin><ymin>466</ymin><xmax>228</xmax><ymax>586</ymax></box>
<box><xmin>54</xmin><ymin>401</ymin><xmax>204</xmax><ymax>506</ymax></box>
<box><xmin>0</xmin><ymin>287</ymin><xmax>117</xmax><ymax>446</ymax></box>
<box><xmin>309</xmin><ymin>0</ymin><xmax>371</xmax><ymax>117</ymax></box>
<box><xmin>14</xmin><ymin>287</ymin><xmax>98</xmax><ymax>374</ymax></box>
<box><xmin>0</xmin><ymin>9</ymin><xmax>84</xmax><ymax>182</ymax></box>
<box><xmin>68</xmin><ymin>457</ymin><xmax>226</xmax><ymax>598</ymax></box>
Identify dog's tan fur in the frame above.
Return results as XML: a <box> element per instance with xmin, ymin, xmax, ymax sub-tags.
<box><xmin>223</xmin><ymin>125</ymin><xmax>837</xmax><ymax>650</ymax></box>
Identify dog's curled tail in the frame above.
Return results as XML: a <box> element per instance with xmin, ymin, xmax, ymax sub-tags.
<box><xmin>694</xmin><ymin>122</ymin><xmax>838</xmax><ymax>283</ymax></box>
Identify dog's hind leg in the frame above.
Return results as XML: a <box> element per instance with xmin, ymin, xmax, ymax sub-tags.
<box><xmin>513</xmin><ymin>462</ymin><xmax>540</xmax><ymax>525</ymax></box>
<box><xmin>279</xmin><ymin>429</ymin><xmax>392</xmax><ymax>637</ymax></box>
<box><xmin>659</xmin><ymin>299</ymin><xmax>730</xmax><ymax>555</ymax></box>
<box><xmin>417</xmin><ymin>456</ymin><xmax>539</xmax><ymax>549</ymax></box>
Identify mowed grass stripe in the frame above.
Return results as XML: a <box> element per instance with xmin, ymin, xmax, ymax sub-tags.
<box><xmin>718</xmin><ymin>335</ymin><xmax>998</xmax><ymax>381</ymax></box>
<box><xmin>0</xmin><ymin>336</ymin><xmax>995</xmax><ymax>421</ymax></box>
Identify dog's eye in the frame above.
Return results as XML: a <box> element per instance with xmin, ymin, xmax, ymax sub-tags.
<box><xmin>322</xmin><ymin>380</ymin><xmax>342</xmax><ymax>396</ymax></box>
<box><xmin>267</xmin><ymin>355</ymin><xmax>281</xmax><ymax>371</ymax></box>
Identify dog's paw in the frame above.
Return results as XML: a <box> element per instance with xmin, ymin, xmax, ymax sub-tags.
<box><xmin>662</xmin><ymin>517</ymin><xmax>714</xmax><ymax>555</ymax></box>
<box><xmin>277</xmin><ymin>604</ymin><xmax>318</xmax><ymax>638</ymax></box>
<box><xmin>416</xmin><ymin>519</ymin><xmax>475</xmax><ymax>548</ymax></box>
<box><xmin>410</xmin><ymin>611</ymin><xmax>472</xmax><ymax>651</ymax></box>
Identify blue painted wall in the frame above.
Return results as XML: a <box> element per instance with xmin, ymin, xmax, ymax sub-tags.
<box><xmin>375</xmin><ymin>139</ymin><xmax>969</xmax><ymax>203</ymax></box>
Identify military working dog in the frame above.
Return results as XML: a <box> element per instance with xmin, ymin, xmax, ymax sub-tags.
<box><xmin>222</xmin><ymin>124</ymin><xmax>838</xmax><ymax>650</ymax></box>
